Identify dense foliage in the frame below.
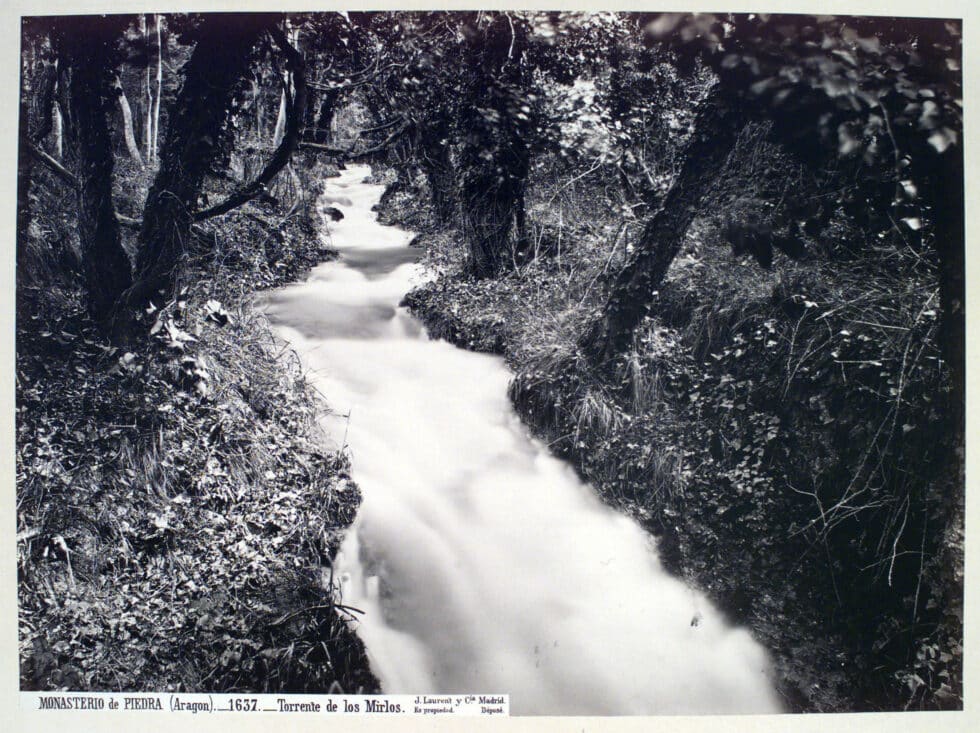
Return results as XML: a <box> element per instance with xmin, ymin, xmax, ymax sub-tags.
<box><xmin>18</xmin><ymin>13</ymin><xmax>375</xmax><ymax>694</ymax></box>
<box><xmin>370</xmin><ymin>11</ymin><xmax>962</xmax><ymax>712</ymax></box>
<box><xmin>17</xmin><ymin>10</ymin><xmax>963</xmax><ymax>711</ymax></box>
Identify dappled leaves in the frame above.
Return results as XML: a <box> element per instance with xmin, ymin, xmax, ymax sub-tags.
<box><xmin>18</xmin><ymin>159</ymin><xmax>375</xmax><ymax>694</ymax></box>
<box><xmin>397</xmin><ymin>142</ymin><xmax>956</xmax><ymax>708</ymax></box>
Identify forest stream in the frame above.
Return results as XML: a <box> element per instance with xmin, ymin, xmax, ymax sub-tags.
<box><xmin>261</xmin><ymin>165</ymin><xmax>784</xmax><ymax>715</ymax></box>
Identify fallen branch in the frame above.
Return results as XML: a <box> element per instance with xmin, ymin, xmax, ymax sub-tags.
<box><xmin>299</xmin><ymin>123</ymin><xmax>408</xmax><ymax>160</ymax></box>
<box><xmin>27</xmin><ymin>141</ymin><xmax>77</xmax><ymax>187</ymax></box>
<box><xmin>17</xmin><ymin>526</ymin><xmax>42</xmax><ymax>543</ymax></box>
<box><xmin>298</xmin><ymin>141</ymin><xmax>349</xmax><ymax>156</ymax></box>
<box><xmin>269</xmin><ymin>602</ymin><xmax>365</xmax><ymax>627</ymax></box>
<box><xmin>347</xmin><ymin>125</ymin><xmax>410</xmax><ymax>160</ymax></box>
<box><xmin>355</xmin><ymin>116</ymin><xmax>405</xmax><ymax>136</ymax></box>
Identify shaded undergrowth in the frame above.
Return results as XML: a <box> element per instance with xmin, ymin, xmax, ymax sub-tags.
<box><xmin>389</xmin><ymin>156</ymin><xmax>961</xmax><ymax>712</ymax></box>
<box><xmin>17</xmin><ymin>154</ymin><xmax>377</xmax><ymax>693</ymax></box>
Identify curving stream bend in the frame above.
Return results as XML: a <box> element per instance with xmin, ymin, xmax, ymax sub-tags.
<box><xmin>261</xmin><ymin>165</ymin><xmax>784</xmax><ymax>715</ymax></box>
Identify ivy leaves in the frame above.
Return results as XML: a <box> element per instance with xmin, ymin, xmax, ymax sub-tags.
<box><xmin>645</xmin><ymin>13</ymin><xmax>961</xmax><ymax>205</ymax></box>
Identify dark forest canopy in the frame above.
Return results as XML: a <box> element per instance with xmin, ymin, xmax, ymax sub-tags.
<box><xmin>18</xmin><ymin>11</ymin><xmax>962</xmax><ymax>349</ymax></box>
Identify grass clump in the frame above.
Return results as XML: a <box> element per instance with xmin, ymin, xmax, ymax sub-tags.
<box><xmin>17</xmin><ymin>155</ymin><xmax>377</xmax><ymax>694</ymax></box>
<box><xmin>383</xmin><ymin>125</ymin><xmax>961</xmax><ymax>711</ymax></box>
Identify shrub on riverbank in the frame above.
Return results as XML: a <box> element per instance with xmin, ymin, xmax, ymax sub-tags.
<box><xmin>17</xmin><ymin>156</ymin><xmax>377</xmax><ymax>694</ymax></box>
<box><xmin>388</xmin><ymin>154</ymin><xmax>961</xmax><ymax>711</ymax></box>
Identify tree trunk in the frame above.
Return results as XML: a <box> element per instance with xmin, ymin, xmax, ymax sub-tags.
<box><xmin>308</xmin><ymin>88</ymin><xmax>339</xmax><ymax>144</ymax></box>
<box><xmin>272</xmin><ymin>86</ymin><xmax>288</xmax><ymax>147</ymax></box>
<box><xmin>271</xmin><ymin>19</ymin><xmax>293</xmax><ymax>149</ymax></box>
<box><xmin>31</xmin><ymin>61</ymin><xmax>58</xmax><ymax>145</ymax></box>
<box><xmin>194</xmin><ymin>26</ymin><xmax>306</xmax><ymax>221</ymax></box>
<box><xmin>458</xmin><ymin>13</ymin><xmax>532</xmax><ymax>278</ymax></box>
<box><xmin>931</xmin><ymin>145</ymin><xmax>964</xmax><ymax>480</ymax></box>
<box><xmin>582</xmin><ymin>88</ymin><xmax>747</xmax><ymax>365</ymax></box>
<box><xmin>419</xmin><ymin>121</ymin><xmax>456</xmax><ymax>225</ymax></box>
<box><xmin>361</xmin><ymin>87</ymin><xmax>387</xmax><ymax>128</ymax></box>
<box><xmin>53</xmin><ymin>18</ymin><xmax>133</xmax><ymax>327</ymax></box>
<box><xmin>252</xmin><ymin>75</ymin><xmax>263</xmax><ymax>137</ymax></box>
<box><xmin>113</xmin><ymin>75</ymin><xmax>144</xmax><ymax>165</ymax></box>
<box><xmin>142</xmin><ymin>14</ymin><xmax>154</xmax><ymax>162</ymax></box>
<box><xmin>52</xmin><ymin>102</ymin><xmax>63</xmax><ymax>159</ymax></box>
<box><xmin>123</xmin><ymin>15</ymin><xmax>273</xmax><ymax>315</ymax></box>
<box><xmin>17</xmin><ymin>71</ymin><xmax>33</xmax><ymax>280</ymax></box>
<box><xmin>151</xmin><ymin>14</ymin><xmax>163</xmax><ymax>162</ymax></box>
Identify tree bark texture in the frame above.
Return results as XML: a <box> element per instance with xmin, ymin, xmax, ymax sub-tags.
<box><xmin>418</xmin><ymin>120</ymin><xmax>456</xmax><ymax>225</ymax></box>
<box><xmin>582</xmin><ymin>88</ymin><xmax>748</xmax><ymax>365</ymax></box>
<box><xmin>127</xmin><ymin>15</ymin><xmax>274</xmax><ymax>311</ymax></box>
<box><xmin>53</xmin><ymin>18</ymin><xmax>134</xmax><ymax>327</ymax></box>
<box><xmin>194</xmin><ymin>26</ymin><xmax>306</xmax><ymax>221</ymax></box>
<box><xmin>458</xmin><ymin>13</ymin><xmax>532</xmax><ymax>278</ymax></box>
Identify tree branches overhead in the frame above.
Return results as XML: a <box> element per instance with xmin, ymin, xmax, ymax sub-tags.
<box><xmin>195</xmin><ymin>24</ymin><xmax>306</xmax><ymax>221</ymax></box>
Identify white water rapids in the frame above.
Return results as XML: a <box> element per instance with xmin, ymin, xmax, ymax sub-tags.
<box><xmin>261</xmin><ymin>165</ymin><xmax>783</xmax><ymax>715</ymax></box>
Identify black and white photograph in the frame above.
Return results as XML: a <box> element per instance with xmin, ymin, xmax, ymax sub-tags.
<box><xmin>8</xmin><ymin>2</ymin><xmax>970</xmax><ymax>724</ymax></box>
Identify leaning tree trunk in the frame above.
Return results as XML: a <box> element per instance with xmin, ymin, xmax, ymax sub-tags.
<box><xmin>193</xmin><ymin>26</ymin><xmax>306</xmax><ymax>221</ymax></box>
<box><xmin>272</xmin><ymin>86</ymin><xmax>288</xmax><ymax>147</ymax></box>
<box><xmin>53</xmin><ymin>18</ymin><xmax>133</xmax><ymax>327</ymax></box>
<box><xmin>419</xmin><ymin>120</ymin><xmax>456</xmax><ymax>225</ymax></box>
<box><xmin>112</xmin><ymin>74</ymin><xmax>144</xmax><ymax>165</ymax></box>
<box><xmin>582</xmin><ymin>88</ymin><xmax>748</xmax><ymax>365</ymax></box>
<box><xmin>932</xmin><ymin>147</ymin><xmax>965</xmax><ymax>450</ymax></box>
<box><xmin>910</xmin><ymin>139</ymin><xmax>965</xmax><ymax>691</ymax></box>
<box><xmin>927</xmin><ymin>142</ymin><xmax>965</xmax><ymax>525</ymax></box>
<box><xmin>124</xmin><ymin>15</ymin><xmax>274</xmax><ymax>315</ymax></box>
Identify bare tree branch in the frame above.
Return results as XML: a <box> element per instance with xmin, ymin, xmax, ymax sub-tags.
<box><xmin>299</xmin><ymin>123</ymin><xmax>409</xmax><ymax>159</ymax></box>
<box><xmin>27</xmin><ymin>140</ymin><xmax>77</xmax><ymax>187</ymax></box>
<box><xmin>298</xmin><ymin>141</ymin><xmax>350</xmax><ymax>155</ymax></box>
<box><xmin>346</xmin><ymin>124</ymin><xmax>409</xmax><ymax>159</ymax></box>
<box><xmin>194</xmin><ymin>24</ymin><xmax>306</xmax><ymax>222</ymax></box>
<box><xmin>356</xmin><ymin>116</ymin><xmax>405</xmax><ymax>136</ymax></box>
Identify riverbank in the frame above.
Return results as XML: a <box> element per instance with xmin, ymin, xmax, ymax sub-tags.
<box><xmin>380</xmin><ymin>166</ymin><xmax>962</xmax><ymax>712</ymax></box>
<box><xmin>17</xmin><ymin>156</ymin><xmax>378</xmax><ymax>694</ymax></box>
<box><xmin>270</xmin><ymin>165</ymin><xmax>785</xmax><ymax>715</ymax></box>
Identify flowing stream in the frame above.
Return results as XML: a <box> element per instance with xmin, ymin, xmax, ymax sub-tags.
<box><xmin>262</xmin><ymin>165</ymin><xmax>783</xmax><ymax>715</ymax></box>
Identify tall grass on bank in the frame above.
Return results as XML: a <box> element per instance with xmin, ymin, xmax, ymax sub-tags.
<box><xmin>17</xmin><ymin>151</ymin><xmax>375</xmax><ymax>693</ymax></box>
<box><xmin>393</xmin><ymin>124</ymin><xmax>960</xmax><ymax>709</ymax></box>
